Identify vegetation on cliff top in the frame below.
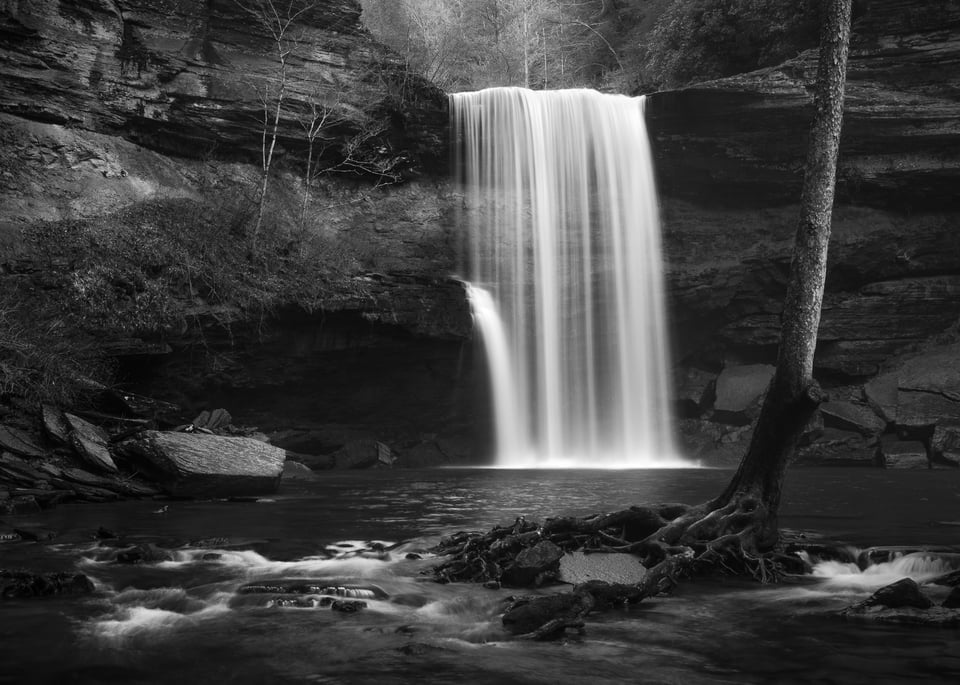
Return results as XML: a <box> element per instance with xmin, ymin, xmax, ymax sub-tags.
<box><xmin>359</xmin><ymin>0</ymin><xmax>824</xmax><ymax>93</ymax></box>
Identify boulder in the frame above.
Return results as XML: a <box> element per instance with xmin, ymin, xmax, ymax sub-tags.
<box><xmin>673</xmin><ymin>367</ymin><xmax>717</xmax><ymax>418</ymax></box>
<box><xmin>41</xmin><ymin>405</ymin><xmax>70</xmax><ymax>445</ymax></box>
<box><xmin>838</xmin><ymin>578</ymin><xmax>960</xmax><ymax>627</ymax></box>
<box><xmin>0</xmin><ymin>570</ymin><xmax>95</xmax><ymax>598</ymax></box>
<box><xmin>876</xmin><ymin>439</ymin><xmax>929</xmax><ymax>469</ymax></box>
<box><xmin>944</xmin><ymin>587</ymin><xmax>960</xmax><ymax>609</ymax></box>
<box><xmin>889</xmin><ymin>344</ymin><xmax>960</xmax><ymax>429</ymax></box>
<box><xmin>865</xmin><ymin>578</ymin><xmax>933</xmax><ymax>610</ymax></box>
<box><xmin>0</xmin><ymin>426</ymin><xmax>46</xmax><ymax>459</ymax></box>
<box><xmin>819</xmin><ymin>401</ymin><xmax>886</xmax><ymax>436</ymax></box>
<box><xmin>502</xmin><ymin>591</ymin><xmax>594</xmax><ymax>637</ymax></box>
<box><xmin>795</xmin><ymin>428</ymin><xmax>876</xmax><ymax>466</ymax></box>
<box><xmin>864</xmin><ymin>375</ymin><xmax>898</xmax><ymax>424</ymax></box>
<box><xmin>121</xmin><ymin>431</ymin><xmax>286</xmax><ymax>497</ymax></box>
<box><xmin>281</xmin><ymin>460</ymin><xmax>317</xmax><ymax>481</ymax></box>
<box><xmin>501</xmin><ymin>540</ymin><xmax>564</xmax><ymax>588</ymax></box>
<box><xmin>558</xmin><ymin>551</ymin><xmax>648</xmax><ymax>586</ymax></box>
<box><xmin>64</xmin><ymin>414</ymin><xmax>118</xmax><ymax>474</ymax></box>
<box><xmin>932</xmin><ymin>422</ymin><xmax>960</xmax><ymax>463</ymax></box>
<box><xmin>712</xmin><ymin>364</ymin><xmax>775</xmax><ymax>425</ymax></box>
<box><xmin>331</xmin><ymin>440</ymin><xmax>392</xmax><ymax>470</ymax></box>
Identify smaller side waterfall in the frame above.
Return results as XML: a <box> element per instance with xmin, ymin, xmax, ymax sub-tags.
<box><xmin>455</xmin><ymin>87</ymin><xmax>686</xmax><ymax>468</ymax></box>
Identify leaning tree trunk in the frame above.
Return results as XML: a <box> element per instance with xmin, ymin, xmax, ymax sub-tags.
<box><xmin>648</xmin><ymin>0</ymin><xmax>854</xmax><ymax>557</ymax></box>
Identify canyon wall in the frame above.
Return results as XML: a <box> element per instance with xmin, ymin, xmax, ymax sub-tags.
<box><xmin>646</xmin><ymin>0</ymin><xmax>960</xmax><ymax>465</ymax></box>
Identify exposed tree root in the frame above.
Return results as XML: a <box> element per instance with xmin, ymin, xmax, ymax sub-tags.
<box><xmin>430</xmin><ymin>490</ymin><xmax>807</xmax><ymax>640</ymax></box>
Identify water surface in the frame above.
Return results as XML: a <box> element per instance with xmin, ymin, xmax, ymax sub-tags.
<box><xmin>3</xmin><ymin>468</ymin><xmax>960</xmax><ymax>684</ymax></box>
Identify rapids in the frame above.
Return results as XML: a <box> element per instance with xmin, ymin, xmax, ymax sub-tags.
<box><xmin>3</xmin><ymin>468</ymin><xmax>960</xmax><ymax>684</ymax></box>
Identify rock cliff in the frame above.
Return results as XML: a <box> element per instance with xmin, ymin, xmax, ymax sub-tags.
<box><xmin>0</xmin><ymin>0</ymin><xmax>471</xmax><ymax>466</ymax></box>
<box><xmin>646</xmin><ymin>0</ymin><xmax>960</xmax><ymax>465</ymax></box>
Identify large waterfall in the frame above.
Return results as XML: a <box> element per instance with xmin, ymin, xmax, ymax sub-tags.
<box><xmin>453</xmin><ymin>87</ymin><xmax>681</xmax><ymax>468</ymax></box>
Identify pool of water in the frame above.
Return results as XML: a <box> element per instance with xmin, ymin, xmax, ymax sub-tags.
<box><xmin>2</xmin><ymin>468</ymin><xmax>960</xmax><ymax>684</ymax></box>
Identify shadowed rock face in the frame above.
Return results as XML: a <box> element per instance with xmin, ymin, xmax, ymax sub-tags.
<box><xmin>647</xmin><ymin>0</ymin><xmax>960</xmax><ymax>380</ymax></box>
<box><xmin>0</xmin><ymin>0</ymin><xmax>446</xmax><ymax>172</ymax></box>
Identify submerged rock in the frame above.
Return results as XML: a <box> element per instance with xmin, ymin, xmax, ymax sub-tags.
<box><xmin>0</xmin><ymin>570</ymin><xmax>95</xmax><ymax>598</ymax></box>
<box><xmin>502</xmin><ymin>592</ymin><xmax>594</xmax><ymax>639</ymax></box>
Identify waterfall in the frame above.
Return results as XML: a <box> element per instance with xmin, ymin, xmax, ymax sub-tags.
<box><xmin>453</xmin><ymin>87</ymin><xmax>682</xmax><ymax>468</ymax></box>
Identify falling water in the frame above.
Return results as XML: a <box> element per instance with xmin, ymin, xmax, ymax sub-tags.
<box><xmin>453</xmin><ymin>87</ymin><xmax>682</xmax><ymax>467</ymax></box>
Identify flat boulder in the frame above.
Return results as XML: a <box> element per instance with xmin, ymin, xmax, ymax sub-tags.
<box><xmin>932</xmin><ymin>422</ymin><xmax>960</xmax><ymax>463</ymax></box>
<box><xmin>558</xmin><ymin>551</ymin><xmax>648</xmax><ymax>586</ymax></box>
<box><xmin>0</xmin><ymin>426</ymin><xmax>46</xmax><ymax>459</ymax></box>
<box><xmin>876</xmin><ymin>439</ymin><xmax>929</xmax><ymax>469</ymax></box>
<box><xmin>712</xmin><ymin>364</ymin><xmax>775</xmax><ymax>425</ymax></box>
<box><xmin>796</xmin><ymin>428</ymin><xmax>876</xmax><ymax>466</ymax></box>
<box><xmin>331</xmin><ymin>439</ymin><xmax>392</xmax><ymax>469</ymax></box>
<box><xmin>65</xmin><ymin>414</ymin><xmax>118</xmax><ymax>474</ymax></box>
<box><xmin>121</xmin><ymin>431</ymin><xmax>286</xmax><ymax>497</ymax></box>
<box><xmin>819</xmin><ymin>401</ymin><xmax>886</xmax><ymax>436</ymax></box>
<box><xmin>892</xmin><ymin>344</ymin><xmax>960</xmax><ymax>429</ymax></box>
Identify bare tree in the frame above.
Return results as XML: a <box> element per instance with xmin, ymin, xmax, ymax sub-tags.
<box><xmin>233</xmin><ymin>0</ymin><xmax>316</xmax><ymax>248</ymax></box>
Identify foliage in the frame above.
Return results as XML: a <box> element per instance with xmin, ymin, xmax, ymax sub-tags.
<box><xmin>358</xmin><ymin>0</ymin><xmax>822</xmax><ymax>93</ymax></box>
<box><xmin>0</xmin><ymin>287</ymin><xmax>111</xmax><ymax>407</ymax></box>
<box><xmin>643</xmin><ymin>0</ymin><xmax>821</xmax><ymax>89</ymax></box>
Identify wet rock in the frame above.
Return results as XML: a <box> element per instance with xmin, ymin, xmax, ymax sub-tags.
<box><xmin>795</xmin><ymin>428</ymin><xmax>877</xmax><ymax>466</ymax></box>
<box><xmin>673</xmin><ymin>367</ymin><xmax>717</xmax><ymax>418</ymax></box>
<box><xmin>876</xmin><ymin>439</ymin><xmax>929</xmax><ymax>469</ymax></box>
<box><xmin>331</xmin><ymin>599</ymin><xmax>367</xmax><ymax>613</ymax></box>
<box><xmin>281</xmin><ymin>460</ymin><xmax>316</xmax><ymax>481</ymax></box>
<box><xmin>932</xmin><ymin>422</ymin><xmax>960</xmax><ymax>464</ymax></box>
<box><xmin>501</xmin><ymin>540</ymin><xmax>564</xmax><ymax>588</ymax></box>
<box><xmin>115</xmin><ymin>543</ymin><xmax>174</xmax><ymax>565</ymax></box>
<box><xmin>558</xmin><ymin>551</ymin><xmax>648</xmax><ymax>586</ymax></box>
<box><xmin>574</xmin><ymin>580</ymin><xmax>646</xmax><ymax>607</ymax></box>
<box><xmin>819</xmin><ymin>401</ymin><xmax>886</xmax><ymax>436</ymax></box>
<box><xmin>192</xmin><ymin>408</ymin><xmax>232</xmax><ymax>431</ymax></box>
<box><xmin>12</xmin><ymin>527</ymin><xmax>56</xmax><ymax>542</ymax></box>
<box><xmin>41</xmin><ymin>405</ymin><xmax>70</xmax><ymax>445</ymax></box>
<box><xmin>106</xmin><ymin>390</ymin><xmax>180</xmax><ymax>421</ymax></box>
<box><xmin>859</xmin><ymin>578</ymin><xmax>932</xmax><ymax>610</ymax></box>
<box><xmin>891</xmin><ymin>344</ymin><xmax>960</xmax><ymax>430</ymax></box>
<box><xmin>0</xmin><ymin>453</ymin><xmax>48</xmax><ymax>485</ymax></box>
<box><xmin>120</xmin><ymin>430</ymin><xmax>285</xmax><ymax>497</ymax></box>
<box><xmin>95</xmin><ymin>526</ymin><xmax>118</xmax><ymax>540</ymax></box>
<box><xmin>0</xmin><ymin>570</ymin><xmax>95</xmax><ymax>598</ymax></box>
<box><xmin>712</xmin><ymin>364</ymin><xmax>775</xmax><ymax>425</ymax></box>
<box><xmin>855</xmin><ymin>547</ymin><xmax>958</xmax><ymax>569</ymax></box>
<box><xmin>65</xmin><ymin>414</ymin><xmax>118</xmax><ymax>474</ymax></box>
<box><xmin>331</xmin><ymin>439</ymin><xmax>392</xmax><ymax>470</ymax></box>
<box><xmin>0</xmin><ymin>426</ymin><xmax>46</xmax><ymax>459</ymax></box>
<box><xmin>943</xmin><ymin>587</ymin><xmax>960</xmax><ymax>609</ymax></box>
<box><xmin>1</xmin><ymin>495</ymin><xmax>40</xmax><ymax>515</ymax></box>
<box><xmin>502</xmin><ymin>591</ymin><xmax>594</xmax><ymax>638</ymax></box>
<box><xmin>864</xmin><ymin>375</ymin><xmax>898</xmax><ymax>425</ymax></box>
<box><xmin>840</xmin><ymin>579</ymin><xmax>960</xmax><ymax>627</ymax></box>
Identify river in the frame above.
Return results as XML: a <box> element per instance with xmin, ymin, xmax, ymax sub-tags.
<box><xmin>3</xmin><ymin>468</ymin><xmax>960</xmax><ymax>684</ymax></box>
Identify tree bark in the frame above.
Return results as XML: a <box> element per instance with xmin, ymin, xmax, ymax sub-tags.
<box><xmin>710</xmin><ymin>0</ymin><xmax>854</xmax><ymax>548</ymax></box>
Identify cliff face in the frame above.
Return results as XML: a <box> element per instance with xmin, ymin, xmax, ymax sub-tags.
<box><xmin>646</xmin><ymin>0</ymin><xmax>960</xmax><ymax>464</ymax></box>
<box><xmin>0</xmin><ymin>0</ymin><xmax>471</xmax><ymax>464</ymax></box>
<box><xmin>0</xmin><ymin>0</ymin><xmax>446</xmax><ymax>171</ymax></box>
